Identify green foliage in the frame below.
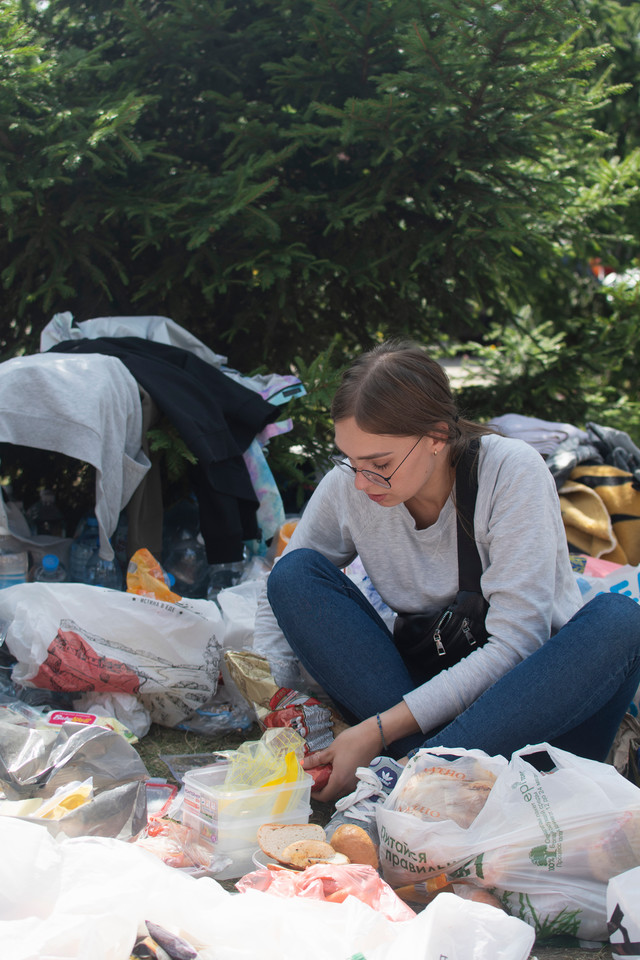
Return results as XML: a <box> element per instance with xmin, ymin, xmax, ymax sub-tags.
<box><xmin>455</xmin><ymin>274</ymin><xmax>640</xmax><ymax>445</ymax></box>
<box><xmin>261</xmin><ymin>335</ymin><xmax>351</xmax><ymax>509</ymax></box>
<box><xmin>3</xmin><ymin>0</ymin><xmax>640</xmax><ymax>508</ymax></box>
<box><xmin>1</xmin><ymin>0</ymin><xmax>638</xmax><ymax>373</ymax></box>
<box><xmin>147</xmin><ymin>419</ymin><xmax>198</xmax><ymax>484</ymax></box>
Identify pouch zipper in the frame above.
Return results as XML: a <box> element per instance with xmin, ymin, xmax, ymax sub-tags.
<box><xmin>433</xmin><ymin>609</ymin><xmax>453</xmax><ymax>656</ymax></box>
<box><xmin>461</xmin><ymin>617</ymin><xmax>477</xmax><ymax>647</ymax></box>
<box><xmin>434</xmin><ymin>612</ymin><xmax>477</xmax><ymax>656</ymax></box>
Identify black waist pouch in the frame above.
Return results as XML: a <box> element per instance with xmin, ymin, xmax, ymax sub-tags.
<box><xmin>393</xmin><ymin>589</ymin><xmax>488</xmax><ymax>679</ymax></box>
<box><xmin>392</xmin><ymin>439</ymin><xmax>489</xmax><ymax>682</ymax></box>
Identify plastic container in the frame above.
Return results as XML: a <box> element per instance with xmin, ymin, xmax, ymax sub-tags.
<box><xmin>0</xmin><ymin>549</ymin><xmax>28</xmax><ymax>589</ymax></box>
<box><xmin>33</xmin><ymin>554</ymin><xmax>67</xmax><ymax>582</ymax></box>
<box><xmin>86</xmin><ymin>554</ymin><xmax>123</xmax><ymax>591</ymax></box>
<box><xmin>26</xmin><ymin>489</ymin><xmax>67</xmax><ymax>538</ymax></box>
<box><xmin>162</xmin><ymin>497</ymin><xmax>211</xmax><ymax>598</ymax></box>
<box><xmin>275</xmin><ymin>519</ymin><xmax>299</xmax><ymax>557</ymax></box>
<box><xmin>182</xmin><ymin>762</ymin><xmax>313</xmax><ymax>880</ymax></box>
<box><xmin>146</xmin><ymin>780</ymin><xmax>179</xmax><ymax>820</ymax></box>
<box><xmin>163</xmin><ymin>531</ymin><xmax>210</xmax><ymax>598</ymax></box>
<box><xmin>206</xmin><ymin>557</ymin><xmax>248</xmax><ymax>602</ymax></box>
<box><xmin>69</xmin><ymin>517</ymin><xmax>100</xmax><ymax>583</ymax></box>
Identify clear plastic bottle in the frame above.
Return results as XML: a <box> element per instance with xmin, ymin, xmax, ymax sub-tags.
<box><xmin>26</xmin><ymin>489</ymin><xmax>67</xmax><ymax>538</ymax></box>
<box><xmin>69</xmin><ymin>517</ymin><xmax>100</xmax><ymax>583</ymax></box>
<box><xmin>0</xmin><ymin>548</ymin><xmax>29</xmax><ymax>589</ymax></box>
<box><xmin>33</xmin><ymin>554</ymin><xmax>67</xmax><ymax>583</ymax></box>
<box><xmin>206</xmin><ymin>548</ymin><xmax>250</xmax><ymax>602</ymax></box>
<box><xmin>86</xmin><ymin>554</ymin><xmax>124</xmax><ymax>591</ymax></box>
<box><xmin>163</xmin><ymin>530</ymin><xmax>210</xmax><ymax>598</ymax></box>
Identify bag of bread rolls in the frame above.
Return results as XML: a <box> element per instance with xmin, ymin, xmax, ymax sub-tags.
<box><xmin>377</xmin><ymin>744</ymin><xmax>640</xmax><ymax>943</ymax></box>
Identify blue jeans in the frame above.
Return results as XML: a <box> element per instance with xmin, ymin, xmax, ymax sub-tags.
<box><xmin>267</xmin><ymin>548</ymin><xmax>640</xmax><ymax>762</ymax></box>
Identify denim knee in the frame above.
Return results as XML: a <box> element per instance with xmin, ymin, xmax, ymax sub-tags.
<box><xmin>267</xmin><ymin>547</ymin><xmax>324</xmax><ymax>607</ymax></box>
<box><xmin>575</xmin><ymin>591</ymin><xmax>640</xmax><ymax>658</ymax></box>
<box><xmin>580</xmin><ymin>591</ymin><xmax>640</xmax><ymax>628</ymax></box>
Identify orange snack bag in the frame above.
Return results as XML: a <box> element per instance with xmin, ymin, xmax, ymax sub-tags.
<box><xmin>126</xmin><ymin>548</ymin><xmax>182</xmax><ymax>603</ymax></box>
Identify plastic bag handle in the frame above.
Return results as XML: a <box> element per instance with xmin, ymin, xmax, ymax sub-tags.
<box><xmin>511</xmin><ymin>741</ymin><xmax>553</xmax><ymax>759</ymax></box>
<box><xmin>412</xmin><ymin>745</ymin><xmax>504</xmax><ymax>762</ymax></box>
<box><xmin>511</xmin><ymin>741</ymin><xmax>586</xmax><ymax>769</ymax></box>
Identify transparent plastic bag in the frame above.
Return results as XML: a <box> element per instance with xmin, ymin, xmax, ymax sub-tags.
<box><xmin>0</xmin><ymin>581</ymin><xmax>222</xmax><ymax>726</ymax></box>
<box><xmin>378</xmin><ymin>743</ymin><xmax>640</xmax><ymax>941</ymax></box>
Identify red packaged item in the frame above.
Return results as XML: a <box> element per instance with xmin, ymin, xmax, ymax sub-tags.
<box><xmin>263</xmin><ymin>688</ymin><xmax>336</xmax><ymax>789</ymax></box>
<box><xmin>236</xmin><ymin>862</ymin><xmax>416</xmax><ymax>923</ymax></box>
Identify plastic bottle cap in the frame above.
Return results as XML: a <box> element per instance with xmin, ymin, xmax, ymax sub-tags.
<box><xmin>43</xmin><ymin>554</ymin><xmax>59</xmax><ymax>571</ymax></box>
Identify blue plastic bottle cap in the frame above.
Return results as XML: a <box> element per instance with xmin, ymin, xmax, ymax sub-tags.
<box><xmin>43</xmin><ymin>554</ymin><xmax>59</xmax><ymax>571</ymax></box>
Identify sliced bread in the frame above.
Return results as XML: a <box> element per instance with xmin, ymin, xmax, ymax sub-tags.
<box><xmin>257</xmin><ymin>822</ymin><xmax>327</xmax><ymax>864</ymax></box>
<box><xmin>280</xmin><ymin>839</ymin><xmax>350</xmax><ymax>868</ymax></box>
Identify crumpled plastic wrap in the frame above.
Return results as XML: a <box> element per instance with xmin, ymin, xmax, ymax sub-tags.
<box><xmin>0</xmin><ymin>702</ymin><xmax>147</xmax><ymax>840</ymax></box>
<box><xmin>225</xmin><ymin>650</ymin><xmax>349</xmax><ymax>790</ymax></box>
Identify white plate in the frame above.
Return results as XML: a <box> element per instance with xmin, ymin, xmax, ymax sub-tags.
<box><xmin>251</xmin><ymin>848</ymin><xmax>301</xmax><ymax>871</ymax></box>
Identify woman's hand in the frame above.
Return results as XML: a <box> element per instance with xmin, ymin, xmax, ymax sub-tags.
<box><xmin>303</xmin><ymin>701</ymin><xmax>421</xmax><ymax>805</ymax></box>
<box><xmin>303</xmin><ymin>718</ymin><xmax>382</xmax><ymax>804</ymax></box>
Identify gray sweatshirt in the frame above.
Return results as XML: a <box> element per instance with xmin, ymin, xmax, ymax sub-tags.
<box><xmin>254</xmin><ymin>433</ymin><xmax>582</xmax><ymax>736</ymax></box>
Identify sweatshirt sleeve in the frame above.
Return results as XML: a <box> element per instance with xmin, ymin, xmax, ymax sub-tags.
<box><xmin>403</xmin><ymin>437</ymin><xmax>581</xmax><ymax>734</ymax></box>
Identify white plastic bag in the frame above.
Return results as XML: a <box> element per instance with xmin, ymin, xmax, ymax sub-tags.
<box><xmin>216</xmin><ymin>578</ymin><xmax>263</xmax><ymax>652</ymax></box>
<box><xmin>0</xmin><ymin>818</ymin><xmax>535</xmax><ymax>960</ymax></box>
<box><xmin>579</xmin><ymin>562</ymin><xmax>640</xmax><ymax>606</ymax></box>
<box><xmin>607</xmin><ymin>865</ymin><xmax>640</xmax><ymax>959</ymax></box>
<box><xmin>358</xmin><ymin>891</ymin><xmax>535</xmax><ymax>960</ymax></box>
<box><xmin>0</xmin><ymin>582</ymin><xmax>223</xmax><ymax>726</ymax></box>
<box><xmin>378</xmin><ymin>743</ymin><xmax>640</xmax><ymax>941</ymax></box>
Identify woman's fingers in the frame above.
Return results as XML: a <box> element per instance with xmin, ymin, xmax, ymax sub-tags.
<box><xmin>303</xmin><ymin>748</ymin><xmax>334</xmax><ymax>769</ymax></box>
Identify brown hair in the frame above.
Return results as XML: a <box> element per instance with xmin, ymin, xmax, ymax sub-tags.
<box><xmin>331</xmin><ymin>339</ymin><xmax>494</xmax><ymax>467</ymax></box>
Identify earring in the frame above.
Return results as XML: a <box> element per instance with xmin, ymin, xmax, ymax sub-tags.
<box><xmin>433</xmin><ymin>449</ymin><xmax>438</xmax><ymax>456</ymax></box>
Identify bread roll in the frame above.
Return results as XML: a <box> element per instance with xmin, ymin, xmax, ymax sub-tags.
<box><xmin>330</xmin><ymin>823</ymin><xmax>379</xmax><ymax>869</ymax></box>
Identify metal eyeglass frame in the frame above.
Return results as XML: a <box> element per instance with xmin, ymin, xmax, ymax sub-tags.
<box><xmin>330</xmin><ymin>436</ymin><xmax>423</xmax><ymax>488</ymax></box>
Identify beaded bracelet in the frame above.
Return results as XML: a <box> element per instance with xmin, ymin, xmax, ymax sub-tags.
<box><xmin>376</xmin><ymin>712</ymin><xmax>387</xmax><ymax>752</ymax></box>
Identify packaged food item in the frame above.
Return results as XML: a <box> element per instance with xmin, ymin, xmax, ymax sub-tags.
<box><xmin>393</xmin><ymin>763</ymin><xmax>497</xmax><ymax>827</ymax></box>
<box><xmin>135</xmin><ymin>816</ymin><xmax>229</xmax><ymax>875</ymax></box>
<box><xmin>224</xmin><ymin>651</ymin><xmax>349</xmax><ymax>790</ymax></box>
<box><xmin>236</xmin><ymin>860</ymin><xmax>416</xmax><ymax>922</ymax></box>
<box><xmin>126</xmin><ymin>548</ymin><xmax>181</xmax><ymax>603</ymax></box>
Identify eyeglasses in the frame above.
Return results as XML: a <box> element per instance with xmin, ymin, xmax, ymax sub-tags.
<box><xmin>330</xmin><ymin>436</ymin><xmax>423</xmax><ymax>488</ymax></box>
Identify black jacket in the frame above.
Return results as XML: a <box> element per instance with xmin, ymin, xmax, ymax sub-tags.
<box><xmin>50</xmin><ymin>337</ymin><xmax>280</xmax><ymax>562</ymax></box>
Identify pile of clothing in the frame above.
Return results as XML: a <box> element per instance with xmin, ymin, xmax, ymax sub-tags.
<box><xmin>490</xmin><ymin>414</ymin><xmax>640</xmax><ymax>565</ymax></box>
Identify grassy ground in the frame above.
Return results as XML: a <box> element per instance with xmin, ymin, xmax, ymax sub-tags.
<box><xmin>133</xmin><ymin>720</ymin><xmax>257</xmax><ymax>780</ymax></box>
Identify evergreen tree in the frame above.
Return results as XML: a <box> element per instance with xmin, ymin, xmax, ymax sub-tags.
<box><xmin>1</xmin><ymin>0</ymin><xmax>637</xmax><ymax>372</ymax></box>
